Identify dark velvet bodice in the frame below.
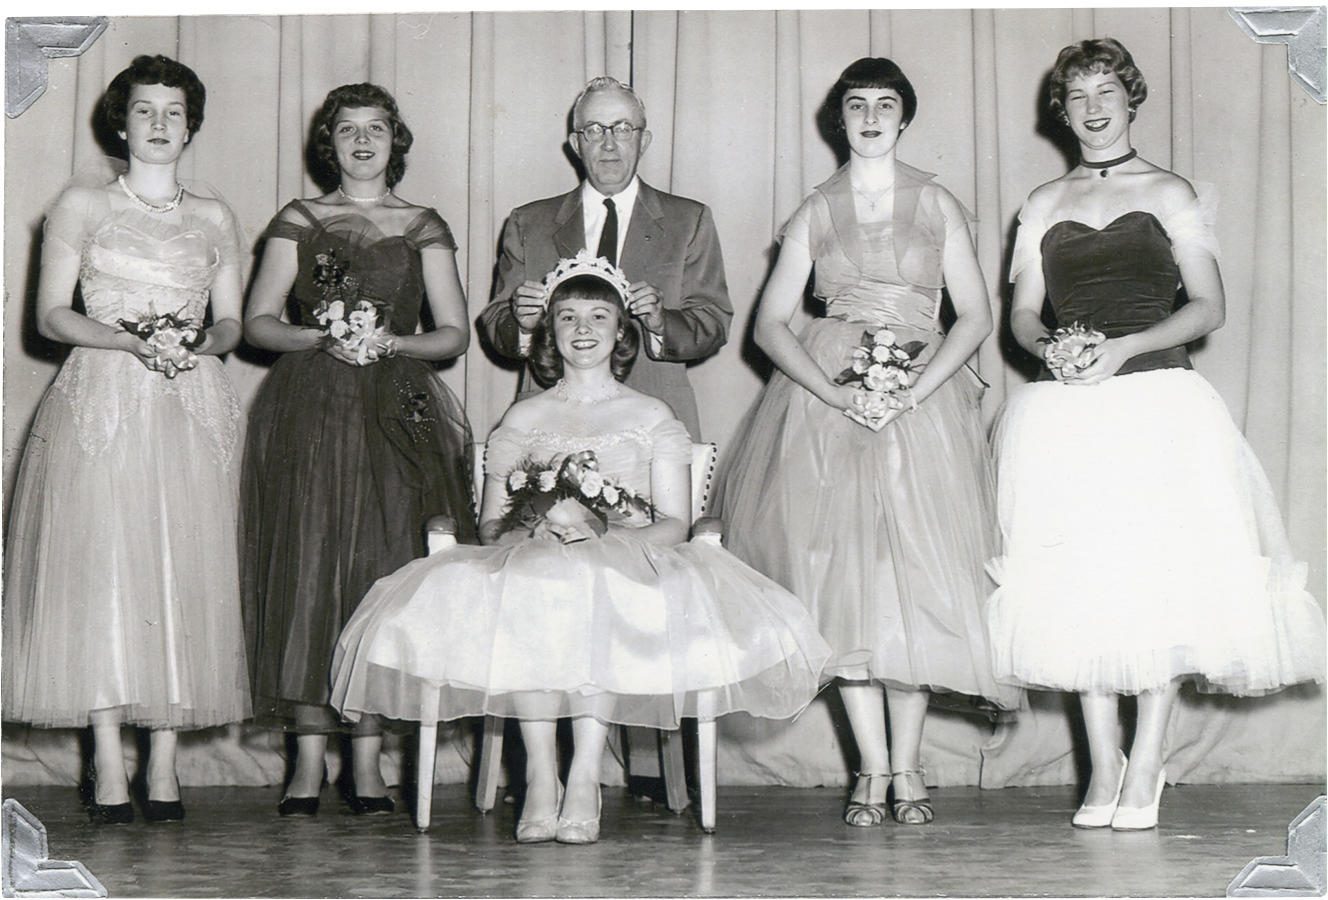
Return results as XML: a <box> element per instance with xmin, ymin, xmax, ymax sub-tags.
<box><xmin>1042</xmin><ymin>210</ymin><xmax>1191</xmax><ymax>376</ymax></box>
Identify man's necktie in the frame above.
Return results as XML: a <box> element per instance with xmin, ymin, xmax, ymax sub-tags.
<box><xmin>596</xmin><ymin>197</ymin><xmax>618</xmax><ymax>266</ymax></box>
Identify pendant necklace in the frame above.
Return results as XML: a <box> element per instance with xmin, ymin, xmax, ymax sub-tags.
<box><xmin>118</xmin><ymin>175</ymin><xmax>183</xmax><ymax>214</ymax></box>
<box><xmin>554</xmin><ymin>378</ymin><xmax>622</xmax><ymax>405</ymax></box>
<box><xmin>338</xmin><ymin>185</ymin><xmax>392</xmax><ymax>204</ymax></box>
<box><xmin>851</xmin><ymin>182</ymin><xmax>893</xmax><ymax>211</ymax></box>
<box><xmin>1081</xmin><ymin>149</ymin><xmax>1137</xmax><ymax>178</ymax></box>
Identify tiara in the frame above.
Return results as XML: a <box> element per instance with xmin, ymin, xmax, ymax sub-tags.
<box><xmin>539</xmin><ymin>250</ymin><xmax>634</xmax><ymax>308</ymax></box>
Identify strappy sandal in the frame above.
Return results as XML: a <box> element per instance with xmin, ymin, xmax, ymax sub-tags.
<box><xmin>843</xmin><ymin>771</ymin><xmax>890</xmax><ymax>827</ymax></box>
<box><xmin>889</xmin><ymin>769</ymin><xmax>934</xmax><ymax>825</ymax></box>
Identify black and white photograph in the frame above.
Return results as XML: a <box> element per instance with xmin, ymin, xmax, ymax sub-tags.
<box><xmin>2</xmin><ymin>5</ymin><xmax>1325</xmax><ymax>897</ymax></box>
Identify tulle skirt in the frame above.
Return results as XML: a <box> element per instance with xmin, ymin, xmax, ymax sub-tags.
<box><xmin>242</xmin><ymin>351</ymin><xmax>476</xmax><ymax>729</ymax></box>
<box><xmin>715</xmin><ymin>318</ymin><xmax>1020</xmax><ymax>710</ymax></box>
<box><xmin>3</xmin><ymin>349</ymin><xmax>250</xmax><ymax>728</ymax></box>
<box><xmin>986</xmin><ymin>367</ymin><xmax>1325</xmax><ymax>695</ymax></box>
<box><xmin>330</xmin><ymin>532</ymin><xmax>831</xmax><ymax>728</ymax></box>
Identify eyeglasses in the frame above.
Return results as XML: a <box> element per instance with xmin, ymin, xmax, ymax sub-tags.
<box><xmin>574</xmin><ymin>121</ymin><xmax>642</xmax><ymax>143</ymax></box>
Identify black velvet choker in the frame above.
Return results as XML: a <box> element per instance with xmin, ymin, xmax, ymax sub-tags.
<box><xmin>1081</xmin><ymin>149</ymin><xmax>1138</xmax><ymax>177</ymax></box>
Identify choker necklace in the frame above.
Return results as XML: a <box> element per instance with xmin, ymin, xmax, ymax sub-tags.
<box><xmin>851</xmin><ymin>182</ymin><xmax>894</xmax><ymax>211</ymax></box>
<box><xmin>1081</xmin><ymin>149</ymin><xmax>1137</xmax><ymax>178</ymax></box>
<box><xmin>118</xmin><ymin>175</ymin><xmax>183</xmax><ymax>214</ymax></box>
<box><xmin>554</xmin><ymin>378</ymin><xmax>621</xmax><ymax>404</ymax></box>
<box><xmin>338</xmin><ymin>185</ymin><xmax>391</xmax><ymax>204</ymax></box>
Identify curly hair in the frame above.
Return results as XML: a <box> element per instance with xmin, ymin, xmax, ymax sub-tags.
<box><xmin>102</xmin><ymin>55</ymin><xmax>206</xmax><ymax>140</ymax></box>
<box><xmin>1049</xmin><ymin>38</ymin><xmax>1148</xmax><ymax>124</ymax></box>
<box><xmin>312</xmin><ymin>83</ymin><xmax>414</xmax><ymax>188</ymax></box>
<box><xmin>528</xmin><ymin>275</ymin><xmax>640</xmax><ymax>386</ymax></box>
<box><xmin>825</xmin><ymin>57</ymin><xmax>918</xmax><ymax>130</ymax></box>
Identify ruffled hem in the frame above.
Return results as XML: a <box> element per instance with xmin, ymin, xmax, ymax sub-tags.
<box><xmin>330</xmin><ymin>534</ymin><xmax>831</xmax><ymax>729</ymax></box>
<box><xmin>717</xmin><ymin>317</ymin><xmax>1020</xmax><ymax>710</ymax></box>
<box><xmin>987</xmin><ymin>368</ymin><xmax>1326</xmax><ymax>695</ymax></box>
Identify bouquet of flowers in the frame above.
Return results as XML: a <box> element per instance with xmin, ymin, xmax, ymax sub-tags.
<box><xmin>500</xmin><ymin>450</ymin><xmax>656</xmax><ymax>539</ymax></box>
<box><xmin>311</xmin><ymin>250</ymin><xmax>390</xmax><ymax>365</ymax></box>
<box><xmin>118</xmin><ymin>307</ymin><xmax>204</xmax><ymax>379</ymax></box>
<box><xmin>1039</xmin><ymin>322</ymin><xmax>1106</xmax><ymax>379</ymax></box>
<box><xmin>834</xmin><ymin>326</ymin><xmax>927</xmax><ymax>424</ymax></box>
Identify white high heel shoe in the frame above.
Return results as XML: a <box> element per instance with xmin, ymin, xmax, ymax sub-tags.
<box><xmin>1071</xmin><ymin>750</ymin><xmax>1127</xmax><ymax>829</ymax></box>
<box><xmin>1111</xmin><ymin>767</ymin><xmax>1166</xmax><ymax>831</ymax></box>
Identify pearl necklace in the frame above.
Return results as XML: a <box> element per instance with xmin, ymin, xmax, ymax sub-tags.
<box><xmin>338</xmin><ymin>185</ymin><xmax>392</xmax><ymax>204</ymax></box>
<box><xmin>117</xmin><ymin>175</ymin><xmax>183</xmax><ymax>214</ymax></box>
<box><xmin>554</xmin><ymin>378</ymin><xmax>621</xmax><ymax>404</ymax></box>
<box><xmin>851</xmin><ymin>182</ymin><xmax>894</xmax><ymax>212</ymax></box>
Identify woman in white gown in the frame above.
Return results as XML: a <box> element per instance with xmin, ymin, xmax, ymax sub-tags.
<box><xmin>987</xmin><ymin>38</ymin><xmax>1325</xmax><ymax>831</ymax></box>
<box><xmin>331</xmin><ymin>254</ymin><xmax>830</xmax><ymax>843</ymax></box>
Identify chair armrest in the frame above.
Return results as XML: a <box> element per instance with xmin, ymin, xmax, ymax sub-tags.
<box><xmin>690</xmin><ymin>516</ymin><xmax>724</xmax><ymax>544</ymax></box>
<box><xmin>426</xmin><ymin>515</ymin><xmax>458</xmax><ymax>555</ymax></box>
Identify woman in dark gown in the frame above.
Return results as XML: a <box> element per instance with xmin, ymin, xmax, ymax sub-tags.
<box><xmin>717</xmin><ymin>58</ymin><xmax>1019</xmax><ymax>828</ymax></box>
<box><xmin>987</xmin><ymin>39</ymin><xmax>1324</xmax><ymax>831</ymax></box>
<box><xmin>242</xmin><ymin>83</ymin><xmax>475</xmax><ymax>817</ymax></box>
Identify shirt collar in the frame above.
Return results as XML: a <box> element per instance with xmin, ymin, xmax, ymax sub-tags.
<box><xmin>582</xmin><ymin>176</ymin><xmax>640</xmax><ymax>216</ymax></box>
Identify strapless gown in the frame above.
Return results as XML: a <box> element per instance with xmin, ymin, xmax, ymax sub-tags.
<box><xmin>716</xmin><ymin>172</ymin><xmax>1020</xmax><ymax>712</ymax></box>
<box><xmin>987</xmin><ymin>210</ymin><xmax>1325</xmax><ymax>695</ymax></box>
<box><xmin>330</xmin><ymin>419</ymin><xmax>830</xmax><ymax>728</ymax></box>
<box><xmin>3</xmin><ymin>189</ymin><xmax>249</xmax><ymax>728</ymax></box>
<box><xmin>242</xmin><ymin>200</ymin><xmax>476</xmax><ymax>730</ymax></box>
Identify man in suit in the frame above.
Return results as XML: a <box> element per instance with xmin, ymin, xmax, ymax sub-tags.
<box><xmin>479</xmin><ymin>76</ymin><xmax>732</xmax><ymax>440</ymax></box>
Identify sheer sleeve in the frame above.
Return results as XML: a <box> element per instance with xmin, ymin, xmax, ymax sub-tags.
<box><xmin>1009</xmin><ymin>201</ymin><xmax>1048</xmax><ymax>283</ymax></box>
<box><xmin>776</xmin><ymin>193</ymin><xmax>818</xmax><ymax>249</ymax></box>
<box><xmin>933</xmin><ymin>185</ymin><xmax>976</xmax><ymax>238</ymax></box>
<box><xmin>43</xmin><ymin>186</ymin><xmax>101</xmax><ymax>254</ymax></box>
<box><xmin>263</xmin><ymin>201</ymin><xmax>314</xmax><ymax>244</ymax></box>
<box><xmin>1159</xmin><ymin>182</ymin><xmax>1220</xmax><ymax>262</ymax></box>
<box><xmin>409</xmin><ymin>208</ymin><xmax>457</xmax><ymax>251</ymax></box>
<box><xmin>484</xmin><ymin>426</ymin><xmax>528</xmax><ymax>477</ymax></box>
<box><xmin>211</xmin><ymin>199</ymin><xmax>245</xmax><ymax>267</ymax></box>
<box><xmin>648</xmin><ymin>418</ymin><xmax>692</xmax><ymax>468</ymax></box>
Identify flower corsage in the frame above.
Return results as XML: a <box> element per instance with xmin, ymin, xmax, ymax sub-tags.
<box><xmin>310</xmin><ymin>250</ymin><xmax>391</xmax><ymax>365</ymax></box>
<box><xmin>833</xmin><ymin>326</ymin><xmax>927</xmax><ymax>425</ymax></box>
<box><xmin>118</xmin><ymin>307</ymin><xmax>205</xmax><ymax>379</ymax></box>
<box><xmin>1039</xmin><ymin>322</ymin><xmax>1106</xmax><ymax>380</ymax></box>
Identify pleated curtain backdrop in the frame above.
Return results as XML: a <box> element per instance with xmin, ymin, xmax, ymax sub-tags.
<box><xmin>3</xmin><ymin>9</ymin><xmax>1324</xmax><ymax>790</ymax></box>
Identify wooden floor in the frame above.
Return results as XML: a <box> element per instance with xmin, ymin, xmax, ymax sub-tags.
<box><xmin>4</xmin><ymin>781</ymin><xmax>1319</xmax><ymax>897</ymax></box>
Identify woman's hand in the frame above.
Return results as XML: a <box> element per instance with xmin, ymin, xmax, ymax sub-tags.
<box><xmin>533</xmin><ymin>497</ymin><xmax>607</xmax><ymax>544</ymax></box>
<box><xmin>321</xmin><ymin>341</ymin><xmax>375</xmax><ymax>366</ymax></box>
<box><xmin>118</xmin><ymin>332</ymin><xmax>160</xmax><ymax>371</ymax></box>
<box><xmin>1062</xmin><ymin>336</ymin><xmax>1132</xmax><ymax>385</ymax></box>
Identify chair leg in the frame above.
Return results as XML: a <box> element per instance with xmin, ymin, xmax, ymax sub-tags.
<box><xmin>697</xmin><ymin>720</ymin><xmax>717</xmax><ymax>833</ymax></box>
<box><xmin>475</xmin><ymin>715</ymin><xmax>504</xmax><ymax>813</ymax></box>
<box><xmin>660</xmin><ymin>727</ymin><xmax>690</xmax><ymax>813</ymax></box>
<box><xmin>416</xmin><ymin>723</ymin><xmax>438</xmax><ymax>832</ymax></box>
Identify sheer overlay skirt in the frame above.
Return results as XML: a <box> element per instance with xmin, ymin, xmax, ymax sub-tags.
<box><xmin>987</xmin><ymin>368</ymin><xmax>1325</xmax><ymax>695</ymax></box>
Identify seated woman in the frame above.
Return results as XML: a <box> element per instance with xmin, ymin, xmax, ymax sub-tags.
<box><xmin>331</xmin><ymin>252</ymin><xmax>830</xmax><ymax>844</ymax></box>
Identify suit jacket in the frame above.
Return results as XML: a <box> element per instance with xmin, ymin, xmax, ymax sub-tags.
<box><xmin>478</xmin><ymin>180</ymin><xmax>731</xmax><ymax>440</ymax></box>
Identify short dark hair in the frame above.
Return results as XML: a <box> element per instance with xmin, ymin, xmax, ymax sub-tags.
<box><xmin>312</xmin><ymin>83</ymin><xmax>414</xmax><ymax>188</ymax></box>
<box><xmin>1049</xmin><ymin>38</ymin><xmax>1148</xmax><ymax>123</ymax></box>
<box><xmin>528</xmin><ymin>275</ymin><xmax>639</xmax><ymax>385</ymax></box>
<box><xmin>828</xmin><ymin>57</ymin><xmax>918</xmax><ymax>128</ymax></box>
<box><xmin>102</xmin><ymin>55</ymin><xmax>206</xmax><ymax>140</ymax></box>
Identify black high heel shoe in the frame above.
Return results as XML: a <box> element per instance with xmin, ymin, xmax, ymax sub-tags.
<box><xmin>89</xmin><ymin>802</ymin><xmax>134</xmax><ymax>825</ymax></box>
<box><xmin>144</xmin><ymin>799</ymin><xmax>185</xmax><ymax>822</ymax></box>
<box><xmin>144</xmin><ymin>776</ymin><xmax>186</xmax><ymax>822</ymax></box>
<box><xmin>277</xmin><ymin>795</ymin><xmax>320</xmax><ymax>817</ymax></box>
<box><xmin>347</xmin><ymin>794</ymin><xmax>395</xmax><ymax>816</ymax></box>
<box><xmin>85</xmin><ymin>766</ymin><xmax>133</xmax><ymax>825</ymax></box>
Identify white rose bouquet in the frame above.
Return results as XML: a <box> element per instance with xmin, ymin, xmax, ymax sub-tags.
<box><xmin>1039</xmin><ymin>322</ymin><xmax>1106</xmax><ymax>380</ymax></box>
<box><xmin>833</xmin><ymin>326</ymin><xmax>927</xmax><ymax>425</ymax></box>
<box><xmin>118</xmin><ymin>307</ymin><xmax>205</xmax><ymax>379</ymax></box>
<box><xmin>499</xmin><ymin>450</ymin><xmax>656</xmax><ymax>541</ymax></box>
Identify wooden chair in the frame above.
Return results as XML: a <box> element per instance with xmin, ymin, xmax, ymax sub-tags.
<box><xmin>414</xmin><ymin>442</ymin><xmax>722</xmax><ymax>833</ymax></box>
